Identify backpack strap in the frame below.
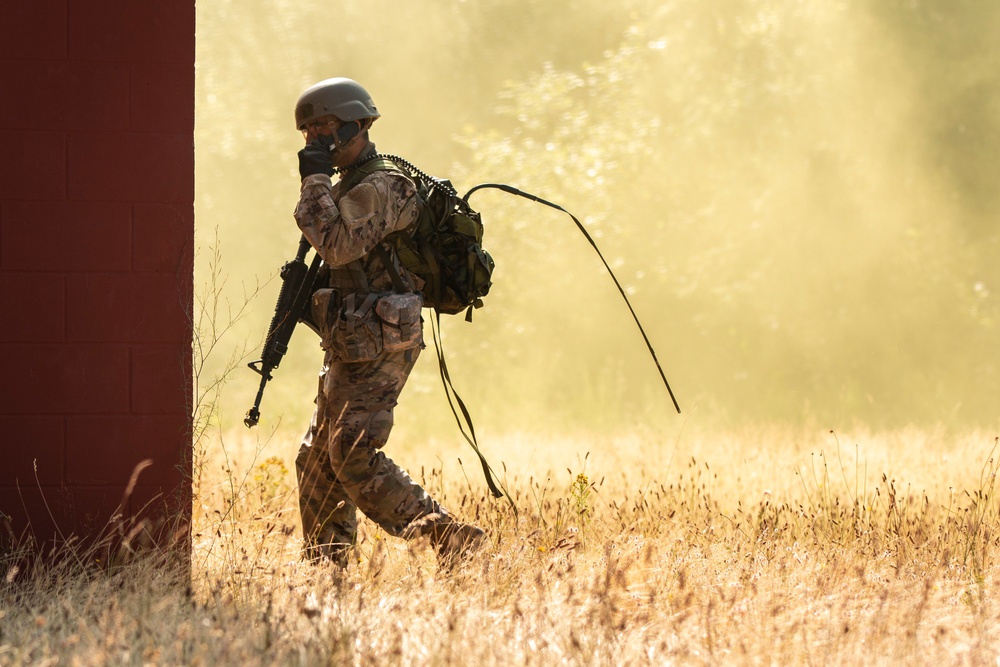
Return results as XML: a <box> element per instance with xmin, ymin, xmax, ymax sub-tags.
<box><xmin>373</xmin><ymin>244</ymin><xmax>412</xmax><ymax>293</ymax></box>
<box><xmin>339</xmin><ymin>156</ymin><xmax>403</xmax><ymax>191</ymax></box>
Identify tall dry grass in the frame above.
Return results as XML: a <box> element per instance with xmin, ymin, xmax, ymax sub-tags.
<box><xmin>3</xmin><ymin>425</ymin><xmax>1000</xmax><ymax>665</ymax></box>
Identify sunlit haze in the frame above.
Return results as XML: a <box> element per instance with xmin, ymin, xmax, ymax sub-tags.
<box><xmin>195</xmin><ymin>1</ymin><xmax>999</xmax><ymax>440</ymax></box>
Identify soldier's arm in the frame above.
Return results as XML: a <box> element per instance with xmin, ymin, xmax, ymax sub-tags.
<box><xmin>294</xmin><ymin>171</ymin><xmax>419</xmax><ymax>266</ymax></box>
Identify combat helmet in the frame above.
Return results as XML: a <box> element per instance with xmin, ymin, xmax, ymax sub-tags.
<box><xmin>294</xmin><ymin>77</ymin><xmax>380</xmax><ymax>130</ymax></box>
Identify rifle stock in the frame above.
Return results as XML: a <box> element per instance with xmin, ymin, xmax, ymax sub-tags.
<box><xmin>245</xmin><ymin>236</ymin><xmax>322</xmax><ymax>428</ymax></box>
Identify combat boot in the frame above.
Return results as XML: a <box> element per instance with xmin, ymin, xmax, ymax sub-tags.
<box><xmin>303</xmin><ymin>541</ymin><xmax>352</xmax><ymax>568</ymax></box>
<box><xmin>403</xmin><ymin>513</ymin><xmax>486</xmax><ymax>566</ymax></box>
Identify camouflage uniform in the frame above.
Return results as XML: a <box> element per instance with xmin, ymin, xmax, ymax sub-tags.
<box><xmin>293</xmin><ymin>143</ymin><xmax>480</xmax><ymax>565</ymax></box>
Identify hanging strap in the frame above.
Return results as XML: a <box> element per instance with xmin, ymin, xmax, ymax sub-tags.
<box><xmin>430</xmin><ymin>309</ymin><xmax>513</xmax><ymax>507</ymax></box>
<box><xmin>378</xmin><ymin>242</ymin><xmax>512</xmax><ymax>508</ymax></box>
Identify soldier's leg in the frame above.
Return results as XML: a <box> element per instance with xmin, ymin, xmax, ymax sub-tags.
<box><xmin>295</xmin><ymin>364</ymin><xmax>357</xmax><ymax>565</ymax></box>
<box><xmin>324</xmin><ymin>348</ymin><xmax>439</xmax><ymax>535</ymax></box>
<box><xmin>325</xmin><ymin>348</ymin><xmax>485</xmax><ymax>559</ymax></box>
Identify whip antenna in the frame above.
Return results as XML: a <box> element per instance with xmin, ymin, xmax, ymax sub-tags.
<box><xmin>464</xmin><ymin>183</ymin><xmax>681</xmax><ymax>414</ymax></box>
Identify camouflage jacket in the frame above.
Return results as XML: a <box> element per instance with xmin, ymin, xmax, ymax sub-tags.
<box><xmin>294</xmin><ymin>143</ymin><xmax>422</xmax><ymax>296</ymax></box>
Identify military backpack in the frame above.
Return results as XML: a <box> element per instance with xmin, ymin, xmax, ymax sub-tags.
<box><xmin>340</xmin><ymin>154</ymin><xmax>495</xmax><ymax>320</ymax></box>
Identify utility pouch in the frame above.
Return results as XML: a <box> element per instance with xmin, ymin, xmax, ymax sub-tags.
<box><xmin>325</xmin><ymin>292</ymin><xmax>384</xmax><ymax>362</ymax></box>
<box><xmin>376</xmin><ymin>292</ymin><xmax>423</xmax><ymax>352</ymax></box>
<box><xmin>310</xmin><ymin>288</ymin><xmax>340</xmax><ymax>343</ymax></box>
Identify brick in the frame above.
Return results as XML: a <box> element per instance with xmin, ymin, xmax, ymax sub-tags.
<box><xmin>68</xmin><ymin>0</ymin><xmax>195</xmax><ymax>64</ymax></box>
<box><xmin>0</xmin><ymin>416</ymin><xmax>65</xmax><ymax>486</ymax></box>
<box><xmin>0</xmin><ymin>344</ymin><xmax>129</xmax><ymax>414</ymax></box>
<box><xmin>129</xmin><ymin>482</ymin><xmax>191</xmax><ymax>551</ymax></box>
<box><xmin>128</xmin><ymin>477</ymin><xmax>188</xmax><ymax>516</ymax></box>
<box><xmin>133</xmin><ymin>203</ymin><xmax>194</xmax><ymax>273</ymax></box>
<box><xmin>68</xmin><ymin>132</ymin><xmax>193</xmax><ymax>203</ymax></box>
<box><xmin>0</xmin><ymin>486</ymin><xmax>63</xmax><ymax>546</ymax></box>
<box><xmin>68</xmin><ymin>63</ymin><xmax>131</xmax><ymax>131</ymax></box>
<box><xmin>65</xmin><ymin>486</ymin><xmax>129</xmax><ymax>536</ymax></box>
<box><xmin>0</xmin><ymin>130</ymin><xmax>67</xmax><ymax>200</ymax></box>
<box><xmin>0</xmin><ymin>62</ymin><xmax>128</xmax><ymax>131</ymax></box>
<box><xmin>130</xmin><ymin>478</ymin><xmax>190</xmax><ymax>514</ymax></box>
<box><xmin>130</xmin><ymin>64</ymin><xmax>195</xmax><ymax>134</ymax></box>
<box><xmin>0</xmin><ymin>0</ymin><xmax>67</xmax><ymax>60</ymax></box>
<box><xmin>0</xmin><ymin>200</ymin><xmax>131</xmax><ymax>272</ymax></box>
<box><xmin>66</xmin><ymin>273</ymin><xmax>190</xmax><ymax>343</ymax></box>
<box><xmin>0</xmin><ymin>273</ymin><xmax>66</xmax><ymax>342</ymax></box>
<box><xmin>0</xmin><ymin>485</ymin><xmax>122</xmax><ymax>544</ymax></box>
<box><xmin>0</xmin><ymin>62</ymin><xmax>69</xmax><ymax>129</ymax></box>
<box><xmin>131</xmin><ymin>343</ymin><xmax>191</xmax><ymax>415</ymax></box>
<box><xmin>66</xmin><ymin>414</ymin><xmax>189</xmax><ymax>486</ymax></box>
<box><xmin>0</xmin><ymin>481</ymin><xmax>189</xmax><ymax>551</ymax></box>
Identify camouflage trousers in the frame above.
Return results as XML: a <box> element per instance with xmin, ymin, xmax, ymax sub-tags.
<box><xmin>295</xmin><ymin>346</ymin><xmax>443</xmax><ymax>563</ymax></box>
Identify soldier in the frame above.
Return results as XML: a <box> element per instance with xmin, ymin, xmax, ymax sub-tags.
<box><xmin>292</xmin><ymin>77</ymin><xmax>485</xmax><ymax>568</ymax></box>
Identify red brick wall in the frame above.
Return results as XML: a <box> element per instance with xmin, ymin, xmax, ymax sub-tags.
<box><xmin>0</xmin><ymin>0</ymin><xmax>195</xmax><ymax>551</ymax></box>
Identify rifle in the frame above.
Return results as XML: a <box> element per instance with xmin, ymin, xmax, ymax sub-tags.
<box><xmin>244</xmin><ymin>235</ymin><xmax>322</xmax><ymax>428</ymax></box>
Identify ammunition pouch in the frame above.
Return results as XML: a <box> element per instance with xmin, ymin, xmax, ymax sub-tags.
<box><xmin>376</xmin><ymin>292</ymin><xmax>423</xmax><ymax>352</ymax></box>
<box><xmin>312</xmin><ymin>289</ymin><xmax>423</xmax><ymax>362</ymax></box>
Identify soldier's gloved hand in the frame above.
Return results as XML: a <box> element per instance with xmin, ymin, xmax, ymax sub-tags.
<box><xmin>298</xmin><ymin>135</ymin><xmax>335</xmax><ymax>179</ymax></box>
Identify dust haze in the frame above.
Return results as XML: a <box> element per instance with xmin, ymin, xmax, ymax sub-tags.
<box><xmin>195</xmin><ymin>1</ymin><xmax>999</xmax><ymax>438</ymax></box>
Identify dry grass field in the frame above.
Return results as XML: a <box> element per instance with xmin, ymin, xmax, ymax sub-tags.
<box><xmin>3</xmin><ymin>425</ymin><xmax>1000</xmax><ymax>665</ymax></box>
